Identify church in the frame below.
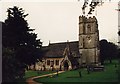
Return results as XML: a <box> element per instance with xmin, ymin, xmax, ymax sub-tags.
<box><xmin>30</xmin><ymin>15</ymin><xmax>100</xmax><ymax>71</ymax></box>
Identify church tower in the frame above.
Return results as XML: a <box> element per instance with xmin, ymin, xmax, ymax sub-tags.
<box><xmin>79</xmin><ymin>15</ymin><xmax>100</xmax><ymax>65</ymax></box>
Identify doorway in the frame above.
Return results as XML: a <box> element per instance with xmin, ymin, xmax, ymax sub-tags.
<box><xmin>64</xmin><ymin>61</ymin><xmax>69</xmax><ymax>71</ymax></box>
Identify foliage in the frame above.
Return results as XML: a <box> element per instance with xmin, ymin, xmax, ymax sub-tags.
<box><xmin>2</xmin><ymin>47</ymin><xmax>25</xmax><ymax>83</ymax></box>
<box><xmin>82</xmin><ymin>0</ymin><xmax>103</xmax><ymax>15</ymax></box>
<box><xmin>117</xmin><ymin>54</ymin><xmax>120</xmax><ymax>83</ymax></box>
<box><xmin>118</xmin><ymin>62</ymin><xmax>120</xmax><ymax>83</ymax></box>
<box><xmin>118</xmin><ymin>31</ymin><xmax>120</xmax><ymax>37</ymax></box>
<box><xmin>117</xmin><ymin>23</ymin><xmax>120</xmax><ymax>84</ymax></box>
<box><xmin>2</xmin><ymin>6</ymin><xmax>42</xmax><ymax>82</ymax></box>
<box><xmin>99</xmin><ymin>39</ymin><xmax>118</xmax><ymax>64</ymax></box>
<box><xmin>3</xmin><ymin>6</ymin><xmax>42</xmax><ymax>65</ymax></box>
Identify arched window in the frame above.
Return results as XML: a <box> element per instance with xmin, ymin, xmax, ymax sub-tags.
<box><xmin>47</xmin><ymin>60</ymin><xmax>50</xmax><ymax>65</ymax></box>
<box><xmin>56</xmin><ymin>60</ymin><xmax>59</xmax><ymax>65</ymax></box>
<box><xmin>87</xmin><ymin>24</ymin><xmax>91</xmax><ymax>33</ymax></box>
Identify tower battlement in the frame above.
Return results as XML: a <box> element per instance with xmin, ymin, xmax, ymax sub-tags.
<box><xmin>79</xmin><ymin>15</ymin><xmax>97</xmax><ymax>23</ymax></box>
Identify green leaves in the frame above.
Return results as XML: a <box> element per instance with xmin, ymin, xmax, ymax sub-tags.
<box><xmin>2</xmin><ymin>6</ymin><xmax>42</xmax><ymax>82</ymax></box>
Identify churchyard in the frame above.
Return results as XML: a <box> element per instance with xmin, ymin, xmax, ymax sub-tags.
<box><xmin>22</xmin><ymin>60</ymin><xmax>119</xmax><ymax>84</ymax></box>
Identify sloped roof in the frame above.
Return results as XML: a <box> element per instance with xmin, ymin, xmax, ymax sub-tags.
<box><xmin>42</xmin><ymin>41</ymin><xmax>79</xmax><ymax>58</ymax></box>
<box><xmin>62</xmin><ymin>45</ymin><xmax>79</xmax><ymax>67</ymax></box>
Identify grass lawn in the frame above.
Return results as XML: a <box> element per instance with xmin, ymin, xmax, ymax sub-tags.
<box><xmin>16</xmin><ymin>70</ymin><xmax>55</xmax><ymax>84</ymax></box>
<box><xmin>24</xmin><ymin>70</ymin><xmax>55</xmax><ymax>79</ymax></box>
<box><xmin>34</xmin><ymin>60</ymin><xmax>119</xmax><ymax>83</ymax></box>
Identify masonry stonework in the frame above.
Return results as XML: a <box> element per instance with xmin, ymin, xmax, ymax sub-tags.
<box><xmin>32</xmin><ymin>16</ymin><xmax>100</xmax><ymax>71</ymax></box>
<box><xmin>79</xmin><ymin>16</ymin><xmax>100</xmax><ymax>65</ymax></box>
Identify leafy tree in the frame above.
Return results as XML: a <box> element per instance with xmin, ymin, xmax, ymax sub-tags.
<box><xmin>100</xmin><ymin>39</ymin><xmax>120</xmax><ymax>82</ymax></box>
<box><xmin>2</xmin><ymin>6</ymin><xmax>42</xmax><ymax>82</ymax></box>
<box><xmin>118</xmin><ymin>29</ymin><xmax>120</xmax><ymax>82</ymax></box>
<box><xmin>108</xmin><ymin>42</ymin><xmax>118</xmax><ymax>61</ymax></box>
<box><xmin>100</xmin><ymin>39</ymin><xmax>118</xmax><ymax>64</ymax></box>
<box><xmin>2</xmin><ymin>47</ymin><xmax>25</xmax><ymax>83</ymax></box>
<box><xmin>99</xmin><ymin>39</ymin><xmax>107</xmax><ymax>64</ymax></box>
<box><xmin>3</xmin><ymin>6</ymin><xmax>42</xmax><ymax>64</ymax></box>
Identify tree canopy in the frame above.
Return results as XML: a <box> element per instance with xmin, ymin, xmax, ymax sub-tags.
<box><xmin>2</xmin><ymin>6</ymin><xmax>42</xmax><ymax>82</ymax></box>
<box><xmin>3</xmin><ymin>6</ymin><xmax>42</xmax><ymax>65</ymax></box>
<box><xmin>100</xmin><ymin>39</ymin><xmax>118</xmax><ymax>64</ymax></box>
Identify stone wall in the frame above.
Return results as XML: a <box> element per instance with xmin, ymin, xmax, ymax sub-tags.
<box><xmin>35</xmin><ymin>58</ymin><xmax>64</xmax><ymax>71</ymax></box>
<box><xmin>79</xmin><ymin>15</ymin><xmax>100</xmax><ymax>65</ymax></box>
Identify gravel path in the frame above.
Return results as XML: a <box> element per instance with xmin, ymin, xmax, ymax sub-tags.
<box><xmin>26</xmin><ymin>71</ymin><xmax>65</xmax><ymax>84</ymax></box>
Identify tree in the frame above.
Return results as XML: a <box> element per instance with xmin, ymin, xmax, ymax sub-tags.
<box><xmin>2</xmin><ymin>6</ymin><xmax>42</xmax><ymax>82</ymax></box>
<box><xmin>107</xmin><ymin>42</ymin><xmax>118</xmax><ymax>62</ymax></box>
<box><xmin>3</xmin><ymin>6</ymin><xmax>42</xmax><ymax>64</ymax></box>
<box><xmin>100</xmin><ymin>39</ymin><xmax>118</xmax><ymax>64</ymax></box>
<box><xmin>118</xmin><ymin>27</ymin><xmax>120</xmax><ymax>82</ymax></box>
<box><xmin>2</xmin><ymin>47</ymin><xmax>25</xmax><ymax>83</ymax></box>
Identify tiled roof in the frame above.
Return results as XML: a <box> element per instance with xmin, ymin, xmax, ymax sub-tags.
<box><xmin>42</xmin><ymin>41</ymin><xmax>79</xmax><ymax>58</ymax></box>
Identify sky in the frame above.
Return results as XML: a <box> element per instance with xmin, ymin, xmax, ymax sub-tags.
<box><xmin>0</xmin><ymin>0</ymin><xmax>119</xmax><ymax>46</ymax></box>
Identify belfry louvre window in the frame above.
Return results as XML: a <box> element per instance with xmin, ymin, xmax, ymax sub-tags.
<box><xmin>56</xmin><ymin>60</ymin><xmax>59</xmax><ymax>65</ymax></box>
<box><xmin>47</xmin><ymin>60</ymin><xmax>50</xmax><ymax>65</ymax></box>
<box><xmin>88</xmin><ymin>24</ymin><xmax>91</xmax><ymax>33</ymax></box>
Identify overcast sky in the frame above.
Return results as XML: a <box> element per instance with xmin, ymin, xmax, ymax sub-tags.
<box><xmin>0</xmin><ymin>0</ymin><xmax>119</xmax><ymax>46</ymax></box>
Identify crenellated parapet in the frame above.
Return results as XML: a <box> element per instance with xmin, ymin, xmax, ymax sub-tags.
<box><xmin>79</xmin><ymin>15</ymin><xmax>97</xmax><ymax>23</ymax></box>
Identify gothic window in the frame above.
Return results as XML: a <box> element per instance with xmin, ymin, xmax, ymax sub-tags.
<box><xmin>51</xmin><ymin>60</ymin><xmax>54</xmax><ymax>66</ymax></box>
<box><xmin>81</xmin><ymin>43</ymin><xmax>83</xmax><ymax>47</ymax></box>
<box><xmin>83</xmin><ymin>24</ymin><xmax>85</xmax><ymax>34</ymax></box>
<box><xmin>83</xmin><ymin>38</ymin><xmax>85</xmax><ymax>48</ymax></box>
<box><xmin>80</xmin><ymin>36</ymin><xmax>83</xmax><ymax>47</ymax></box>
<box><xmin>55</xmin><ymin>60</ymin><xmax>59</xmax><ymax>65</ymax></box>
<box><xmin>47</xmin><ymin>60</ymin><xmax>50</xmax><ymax>65</ymax></box>
<box><xmin>87</xmin><ymin>24</ymin><xmax>91</xmax><ymax>33</ymax></box>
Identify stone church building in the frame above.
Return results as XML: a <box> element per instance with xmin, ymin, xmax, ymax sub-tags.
<box><xmin>31</xmin><ymin>15</ymin><xmax>100</xmax><ymax>71</ymax></box>
<box><xmin>79</xmin><ymin>16</ymin><xmax>100</xmax><ymax>65</ymax></box>
<box><xmin>34</xmin><ymin>41</ymin><xmax>80</xmax><ymax>71</ymax></box>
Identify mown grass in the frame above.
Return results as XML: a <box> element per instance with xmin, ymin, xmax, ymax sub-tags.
<box><xmin>24</xmin><ymin>70</ymin><xmax>55</xmax><ymax>79</ymax></box>
<box><xmin>34</xmin><ymin>60</ymin><xmax>119</xmax><ymax>83</ymax></box>
<box><xmin>16</xmin><ymin>70</ymin><xmax>55</xmax><ymax>84</ymax></box>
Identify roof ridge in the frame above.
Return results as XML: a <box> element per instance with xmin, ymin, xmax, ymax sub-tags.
<box><xmin>50</xmin><ymin>41</ymin><xmax>78</xmax><ymax>45</ymax></box>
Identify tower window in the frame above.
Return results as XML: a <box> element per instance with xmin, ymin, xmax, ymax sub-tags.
<box><xmin>87</xmin><ymin>24</ymin><xmax>91</xmax><ymax>33</ymax></box>
<box><xmin>83</xmin><ymin>38</ymin><xmax>85</xmax><ymax>48</ymax></box>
